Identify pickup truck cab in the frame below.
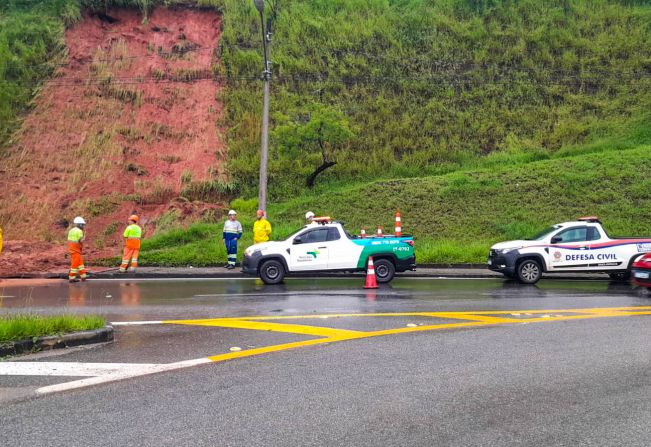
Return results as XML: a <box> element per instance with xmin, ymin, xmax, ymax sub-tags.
<box><xmin>488</xmin><ymin>217</ymin><xmax>651</xmax><ymax>284</ymax></box>
<box><xmin>242</xmin><ymin>221</ymin><xmax>416</xmax><ymax>284</ymax></box>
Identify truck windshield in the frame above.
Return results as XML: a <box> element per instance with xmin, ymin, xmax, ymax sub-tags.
<box><xmin>527</xmin><ymin>225</ymin><xmax>561</xmax><ymax>241</ymax></box>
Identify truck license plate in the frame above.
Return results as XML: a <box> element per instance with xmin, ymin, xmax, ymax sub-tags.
<box><xmin>634</xmin><ymin>271</ymin><xmax>649</xmax><ymax>279</ymax></box>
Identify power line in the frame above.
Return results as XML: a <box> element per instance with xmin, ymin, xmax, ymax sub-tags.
<box><xmin>3</xmin><ymin>46</ymin><xmax>217</xmax><ymax>70</ymax></box>
<box><xmin>9</xmin><ymin>72</ymin><xmax>648</xmax><ymax>91</ymax></box>
<box><xmin>5</xmin><ymin>44</ymin><xmax>650</xmax><ymax>79</ymax></box>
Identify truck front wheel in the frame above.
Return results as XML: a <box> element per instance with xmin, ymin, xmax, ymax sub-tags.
<box><xmin>374</xmin><ymin>259</ymin><xmax>395</xmax><ymax>283</ymax></box>
<box><xmin>516</xmin><ymin>259</ymin><xmax>542</xmax><ymax>284</ymax></box>
<box><xmin>259</xmin><ymin>260</ymin><xmax>285</xmax><ymax>285</ymax></box>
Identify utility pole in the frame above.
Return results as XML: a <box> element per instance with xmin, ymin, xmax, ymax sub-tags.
<box><xmin>253</xmin><ymin>0</ymin><xmax>271</xmax><ymax>212</ymax></box>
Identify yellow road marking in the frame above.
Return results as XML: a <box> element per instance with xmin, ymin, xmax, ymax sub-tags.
<box><xmin>421</xmin><ymin>312</ymin><xmax>516</xmax><ymax>324</ymax></box>
<box><xmin>27</xmin><ymin>306</ymin><xmax>650</xmax><ymax>395</ymax></box>
<box><xmin>235</xmin><ymin>306</ymin><xmax>651</xmax><ymax>320</ymax></box>
<box><xmin>165</xmin><ymin>318</ymin><xmax>362</xmax><ymax>338</ymax></box>
<box><xmin>161</xmin><ymin>306</ymin><xmax>651</xmax><ymax>365</ymax></box>
<box><xmin>207</xmin><ymin>338</ymin><xmax>335</xmax><ymax>362</ymax></box>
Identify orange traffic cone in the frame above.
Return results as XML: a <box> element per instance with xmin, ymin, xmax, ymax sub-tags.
<box><xmin>360</xmin><ymin>227</ymin><xmax>366</xmax><ymax>238</ymax></box>
<box><xmin>363</xmin><ymin>256</ymin><xmax>378</xmax><ymax>289</ymax></box>
<box><xmin>395</xmin><ymin>210</ymin><xmax>402</xmax><ymax>237</ymax></box>
<box><xmin>376</xmin><ymin>226</ymin><xmax>383</xmax><ymax>237</ymax></box>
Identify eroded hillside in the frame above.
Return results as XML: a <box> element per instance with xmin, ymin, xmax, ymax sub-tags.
<box><xmin>0</xmin><ymin>8</ymin><xmax>225</xmax><ymax>275</ymax></box>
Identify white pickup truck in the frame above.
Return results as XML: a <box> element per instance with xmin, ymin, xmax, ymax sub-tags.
<box><xmin>487</xmin><ymin>217</ymin><xmax>651</xmax><ymax>284</ymax></box>
<box><xmin>242</xmin><ymin>221</ymin><xmax>416</xmax><ymax>284</ymax></box>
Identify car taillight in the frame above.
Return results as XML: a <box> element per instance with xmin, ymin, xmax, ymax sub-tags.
<box><xmin>634</xmin><ymin>256</ymin><xmax>651</xmax><ymax>267</ymax></box>
<box><xmin>405</xmin><ymin>240</ymin><xmax>414</xmax><ymax>247</ymax></box>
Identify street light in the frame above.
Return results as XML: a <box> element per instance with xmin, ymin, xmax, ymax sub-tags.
<box><xmin>253</xmin><ymin>0</ymin><xmax>271</xmax><ymax>212</ymax></box>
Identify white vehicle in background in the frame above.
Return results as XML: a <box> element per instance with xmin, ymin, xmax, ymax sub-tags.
<box><xmin>487</xmin><ymin>217</ymin><xmax>651</xmax><ymax>284</ymax></box>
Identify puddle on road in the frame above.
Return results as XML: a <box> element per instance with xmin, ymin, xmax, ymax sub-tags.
<box><xmin>0</xmin><ymin>277</ymin><xmax>642</xmax><ymax>313</ymax></box>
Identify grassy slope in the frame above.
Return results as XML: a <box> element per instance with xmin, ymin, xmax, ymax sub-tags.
<box><xmin>221</xmin><ymin>0</ymin><xmax>651</xmax><ymax>198</ymax></box>
<box><xmin>0</xmin><ymin>1</ymin><xmax>71</xmax><ymax>148</ymax></box>
<box><xmin>3</xmin><ymin>0</ymin><xmax>651</xmax><ymax>266</ymax></box>
<box><xmin>139</xmin><ymin>135</ymin><xmax>651</xmax><ymax>265</ymax></box>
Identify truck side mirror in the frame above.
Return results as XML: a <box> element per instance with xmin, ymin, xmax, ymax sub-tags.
<box><xmin>293</xmin><ymin>237</ymin><xmax>302</xmax><ymax>245</ymax></box>
<box><xmin>551</xmin><ymin>236</ymin><xmax>562</xmax><ymax>244</ymax></box>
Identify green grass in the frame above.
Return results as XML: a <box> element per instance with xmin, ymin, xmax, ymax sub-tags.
<box><xmin>137</xmin><ymin>142</ymin><xmax>651</xmax><ymax>265</ymax></box>
<box><xmin>271</xmin><ymin>144</ymin><xmax>651</xmax><ymax>261</ymax></box>
<box><xmin>3</xmin><ymin>0</ymin><xmax>651</xmax><ymax>266</ymax></box>
<box><xmin>0</xmin><ymin>314</ymin><xmax>105</xmax><ymax>343</ymax></box>
<box><xmin>136</xmin><ymin>219</ymin><xmax>301</xmax><ymax>266</ymax></box>
<box><xmin>219</xmin><ymin>0</ymin><xmax>651</xmax><ymax>198</ymax></box>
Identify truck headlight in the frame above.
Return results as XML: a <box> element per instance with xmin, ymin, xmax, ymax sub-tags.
<box><xmin>245</xmin><ymin>247</ymin><xmax>261</xmax><ymax>257</ymax></box>
<box><xmin>498</xmin><ymin>247</ymin><xmax>522</xmax><ymax>254</ymax></box>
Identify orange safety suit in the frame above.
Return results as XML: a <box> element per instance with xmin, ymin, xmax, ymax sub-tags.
<box><xmin>120</xmin><ymin>223</ymin><xmax>142</xmax><ymax>272</ymax></box>
<box><xmin>67</xmin><ymin>227</ymin><xmax>87</xmax><ymax>282</ymax></box>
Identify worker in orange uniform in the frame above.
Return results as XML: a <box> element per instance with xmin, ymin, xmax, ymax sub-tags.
<box><xmin>253</xmin><ymin>209</ymin><xmax>272</xmax><ymax>244</ymax></box>
<box><xmin>68</xmin><ymin>216</ymin><xmax>87</xmax><ymax>283</ymax></box>
<box><xmin>120</xmin><ymin>214</ymin><xmax>142</xmax><ymax>273</ymax></box>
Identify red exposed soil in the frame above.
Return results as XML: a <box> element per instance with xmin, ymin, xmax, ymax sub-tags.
<box><xmin>0</xmin><ymin>8</ymin><xmax>227</xmax><ymax>276</ymax></box>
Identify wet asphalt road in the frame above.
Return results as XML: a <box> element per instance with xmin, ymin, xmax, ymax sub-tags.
<box><xmin>0</xmin><ymin>277</ymin><xmax>650</xmax><ymax>446</ymax></box>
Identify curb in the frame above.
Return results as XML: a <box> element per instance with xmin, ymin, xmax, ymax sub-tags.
<box><xmin>0</xmin><ymin>326</ymin><xmax>114</xmax><ymax>357</ymax></box>
<box><xmin>3</xmin><ymin>265</ymin><xmax>492</xmax><ymax>280</ymax></box>
<box><xmin>1</xmin><ymin>268</ymin><xmax>611</xmax><ymax>281</ymax></box>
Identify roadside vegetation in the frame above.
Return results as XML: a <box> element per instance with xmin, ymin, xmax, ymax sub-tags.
<box><xmin>0</xmin><ymin>314</ymin><xmax>105</xmax><ymax>343</ymax></box>
<box><xmin>220</xmin><ymin>0</ymin><xmax>651</xmax><ymax>197</ymax></box>
<box><xmin>138</xmin><ymin>140</ymin><xmax>651</xmax><ymax>265</ymax></box>
<box><xmin>2</xmin><ymin>0</ymin><xmax>651</xmax><ymax>266</ymax></box>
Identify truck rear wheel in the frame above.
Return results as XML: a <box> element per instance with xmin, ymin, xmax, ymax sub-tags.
<box><xmin>259</xmin><ymin>260</ymin><xmax>285</xmax><ymax>285</ymax></box>
<box><xmin>516</xmin><ymin>259</ymin><xmax>542</xmax><ymax>284</ymax></box>
<box><xmin>374</xmin><ymin>259</ymin><xmax>395</xmax><ymax>283</ymax></box>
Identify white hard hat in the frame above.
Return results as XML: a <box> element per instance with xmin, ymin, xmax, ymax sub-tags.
<box><xmin>305</xmin><ymin>211</ymin><xmax>315</xmax><ymax>219</ymax></box>
<box><xmin>73</xmin><ymin>216</ymin><xmax>86</xmax><ymax>225</ymax></box>
<box><xmin>228</xmin><ymin>210</ymin><xmax>237</xmax><ymax>215</ymax></box>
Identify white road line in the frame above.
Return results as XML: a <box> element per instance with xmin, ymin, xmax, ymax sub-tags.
<box><xmin>110</xmin><ymin>320</ymin><xmax>163</xmax><ymax>326</ymax></box>
<box><xmin>36</xmin><ymin>358</ymin><xmax>212</xmax><ymax>394</ymax></box>
<box><xmin>0</xmin><ymin>362</ymin><xmax>160</xmax><ymax>377</ymax></box>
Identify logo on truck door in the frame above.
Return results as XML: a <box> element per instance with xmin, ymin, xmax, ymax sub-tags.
<box><xmin>297</xmin><ymin>250</ymin><xmax>320</xmax><ymax>262</ymax></box>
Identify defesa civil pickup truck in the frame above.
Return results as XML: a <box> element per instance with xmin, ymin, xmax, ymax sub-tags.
<box><xmin>488</xmin><ymin>217</ymin><xmax>651</xmax><ymax>284</ymax></box>
<box><xmin>242</xmin><ymin>221</ymin><xmax>416</xmax><ymax>284</ymax></box>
